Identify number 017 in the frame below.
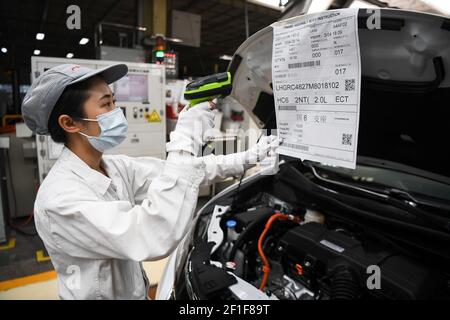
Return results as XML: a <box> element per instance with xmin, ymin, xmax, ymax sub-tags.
<box><xmin>335</xmin><ymin>67</ymin><xmax>346</xmax><ymax>75</ymax></box>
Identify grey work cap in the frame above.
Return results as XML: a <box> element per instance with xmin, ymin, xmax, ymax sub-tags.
<box><xmin>21</xmin><ymin>63</ymin><xmax>128</xmax><ymax>134</ymax></box>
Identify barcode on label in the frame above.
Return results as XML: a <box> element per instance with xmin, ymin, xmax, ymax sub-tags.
<box><xmin>278</xmin><ymin>105</ymin><xmax>297</xmax><ymax>111</ymax></box>
<box><xmin>345</xmin><ymin>79</ymin><xmax>355</xmax><ymax>91</ymax></box>
<box><xmin>342</xmin><ymin>133</ymin><xmax>352</xmax><ymax>145</ymax></box>
<box><xmin>288</xmin><ymin>60</ymin><xmax>321</xmax><ymax>69</ymax></box>
<box><xmin>283</xmin><ymin>143</ymin><xmax>309</xmax><ymax>151</ymax></box>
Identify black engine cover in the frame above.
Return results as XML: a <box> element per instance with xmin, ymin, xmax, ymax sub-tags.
<box><xmin>278</xmin><ymin>222</ymin><xmax>444</xmax><ymax>299</ymax></box>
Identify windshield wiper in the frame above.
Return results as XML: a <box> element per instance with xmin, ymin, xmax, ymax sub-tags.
<box><xmin>384</xmin><ymin>188</ymin><xmax>450</xmax><ymax>212</ymax></box>
<box><xmin>307</xmin><ymin>163</ymin><xmax>389</xmax><ymax>199</ymax></box>
<box><xmin>307</xmin><ymin>161</ymin><xmax>450</xmax><ymax>211</ymax></box>
<box><xmin>307</xmin><ymin>163</ymin><xmax>450</xmax><ymax>233</ymax></box>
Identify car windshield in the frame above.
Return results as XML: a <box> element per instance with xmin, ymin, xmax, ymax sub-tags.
<box><xmin>312</xmin><ymin>162</ymin><xmax>450</xmax><ymax>203</ymax></box>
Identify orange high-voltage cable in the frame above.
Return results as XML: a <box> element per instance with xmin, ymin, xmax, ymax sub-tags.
<box><xmin>258</xmin><ymin>212</ymin><xmax>301</xmax><ymax>291</ymax></box>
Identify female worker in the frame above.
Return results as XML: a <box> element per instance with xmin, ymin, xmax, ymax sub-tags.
<box><xmin>21</xmin><ymin>64</ymin><xmax>278</xmax><ymax>299</ymax></box>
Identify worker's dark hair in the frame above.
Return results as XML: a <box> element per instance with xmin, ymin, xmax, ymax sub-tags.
<box><xmin>48</xmin><ymin>76</ymin><xmax>103</xmax><ymax>144</ymax></box>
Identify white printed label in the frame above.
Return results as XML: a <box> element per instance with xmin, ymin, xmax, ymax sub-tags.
<box><xmin>272</xmin><ymin>8</ymin><xmax>361</xmax><ymax>169</ymax></box>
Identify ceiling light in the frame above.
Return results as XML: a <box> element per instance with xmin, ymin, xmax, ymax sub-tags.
<box><xmin>307</xmin><ymin>0</ymin><xmax>334</xmax><ymax>13</ymax></box>
<box><xmin>167</xmin><ymin>37</ymin><xmax>183</xmax><ymax>43</ymax></box>
<box><xmin>36</xmin><ymin>33</ymin><xmax>45</xmax><ymax>40</ymax></box>
<box><xmin>79</xmin><ymin>38</ymin><xmax>89</xmax><ymax>45</ymax></box>
<box><xmin>1</xmin><ymin>47</ymin><xmax>7</xmax><ymax>53</ymax></box>
<box><xmin>219</xmin><ymin>54</ymin><xmax>233</xmax><ymax>61</ymax></box>
<box><xmin>349</xmin><ymin>0</ymin><xmax>379</xmax><ymax>8</ymax></box>
<box><xmin>34</xmin><ymin>49</ymin><xmax>41</xmax><ymax>55</ymax></box>
<box><xmin>66</xmin><ymin>53</ymin><xmax>74</xmax><ymax>59</ymax></box>
<box><xmin>248</xmin><ymin>0</ymin><xmax>288</xmax><ymax>10</ymax></box>
<box><xmin>420</xmin><ymin>0</ymin><xmax>450</xmax><ymax>16</ymax></box>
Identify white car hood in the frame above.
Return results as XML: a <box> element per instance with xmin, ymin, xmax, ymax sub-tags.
<box><xmin>226</xmin><ymin>8</ymin><xmax>450</xmax><ymax>179</ymax></box>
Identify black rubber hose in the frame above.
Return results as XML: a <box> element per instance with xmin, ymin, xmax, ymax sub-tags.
<box><xmin>330</xmin><ymin>265</ymin><xmax>360</xmax><ymax>300</ymax></box>
<box><xmin>227</xmin><ymin>209</ymin><xmax>274</xmax><ymax>261</ymax></box>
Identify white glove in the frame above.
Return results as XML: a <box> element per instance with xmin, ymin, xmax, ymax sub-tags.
<box><xmin>166</xmin><ymin>102</ymin><xmax>215</xmax><ymax>155</ymax></box>
<box><xmin>230</xmin><ymin>135</ymin><xmax>280</xmax><ymax>168</ymax></box>
<box><xmin>245</xmin><ymin>135</ymin><xmax>280</xmax><ymax>164</ymax></box>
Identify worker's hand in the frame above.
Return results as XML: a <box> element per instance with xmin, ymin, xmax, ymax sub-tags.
<box><xmin>241</xmin><ymin>135</ymin><xmax>280</xmax><ymax>166</ymax></box>
<box><xmin>166</xmin><ymin>101</ymin><xmax>215</xmax><ymax>156</ymax></box>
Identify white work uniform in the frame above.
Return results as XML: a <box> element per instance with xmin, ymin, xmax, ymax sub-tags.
<box><xmin>34</xmin><ymin>147</ymin><xmax>244</xmax><ymax>300</ymax></box>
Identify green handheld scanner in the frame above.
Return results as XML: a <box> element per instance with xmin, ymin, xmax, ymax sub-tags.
<box><xmin>184</xmin><ymin>72</ymin><xmax>232</xmax><ymax>108</ymax></box>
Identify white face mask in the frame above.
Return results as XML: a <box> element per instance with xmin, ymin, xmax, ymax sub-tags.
<box><xmin>77</xmin><ymin>107</ymin><xmax>128</xmax><ymax>152</ymax></box>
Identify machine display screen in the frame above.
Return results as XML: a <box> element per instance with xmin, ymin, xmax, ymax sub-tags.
<box><xmin>114</xmin><ymin>74</ymin><xmax>148</xmax><ymax>102</ymax></box>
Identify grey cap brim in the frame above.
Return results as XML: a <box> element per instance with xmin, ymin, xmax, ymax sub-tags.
<box><xmin>69</xmin><ymin>63</ymin><xmax>128</xmax><ymax>86</ymax></box>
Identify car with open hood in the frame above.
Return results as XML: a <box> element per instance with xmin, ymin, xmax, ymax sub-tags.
<box><xmin>156</xmin><ymin>8</ymin><xmax>450</xmax><ymax>300</ymax></box>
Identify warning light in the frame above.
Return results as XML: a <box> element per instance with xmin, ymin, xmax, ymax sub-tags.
<box><xmin>295</xmin><ymin>263</ymin><xmax>304</xmax><ymax>275</ymax></box>
<box><xmin>153</xmin><ymin>34</ymin><xmax>166</xmax><ymax>63</ymax></box>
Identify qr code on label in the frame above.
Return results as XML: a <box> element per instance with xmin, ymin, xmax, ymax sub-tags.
<box><xmin>342</xmin><ymin>133</ymin><xmax>352</xmax><ymax>145</ymax></box>
<box><xmin>345</xmin><ymin>79</ymin><xmax>355</xmax><ymax>91</ymax></box>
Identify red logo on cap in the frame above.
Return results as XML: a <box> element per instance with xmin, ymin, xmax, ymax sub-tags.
<box><xmin>71</xmin><ymin>65</ymin><xmax>80</xmax><ymax>71</ymax></box>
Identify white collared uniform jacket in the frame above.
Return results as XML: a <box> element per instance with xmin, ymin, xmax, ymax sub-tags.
<box><xmin>34</xmin><ymin>147</ymin><xmax>244</xmax><ymax>300</ymax></box>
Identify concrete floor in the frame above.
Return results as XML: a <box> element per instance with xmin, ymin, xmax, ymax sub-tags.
<box><xmin>0</xmin><ymin>258</ymin><xmax>169</xmax><ymax>300</ymax></box>
<box><xmin>0</xmin><ymin>275</ymin><xmax>58</xmax><ymax>300</ymax></box>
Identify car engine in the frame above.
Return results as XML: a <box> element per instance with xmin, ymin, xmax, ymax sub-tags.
<box><xmin>206</xmin><ymin>203</ymin><xmax>445</xmax><ymax>300</ymax></box>
<box><xmin>178</xmin><ymin>165</ymin><xmax>450</xmax><ymax>300</ymax></box>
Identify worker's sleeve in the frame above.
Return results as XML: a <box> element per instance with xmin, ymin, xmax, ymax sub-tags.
<box><xmin>198</xmin><ymin>153</ymin><xmax>245</xmax><ymax>185</ymax></box>
<box><xmin>129</xmin><ymin>153</ymin><xmax>245</xmax><ymax>198</ymax></box>
<box><xmin>44</xmin><ymin>160</ymin><xmax>205</xmax><ymax>262</ymax></box>
<box><xmin>123</xmin><ymin>156</ymin><xmax>174</xmax><ymax>205</ymax></box>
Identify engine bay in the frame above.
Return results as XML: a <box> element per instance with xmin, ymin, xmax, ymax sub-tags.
<box><xmin>177</xmin><ymin>162</ymin><xmax>450</xmax><ymax>300</ymax></box>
